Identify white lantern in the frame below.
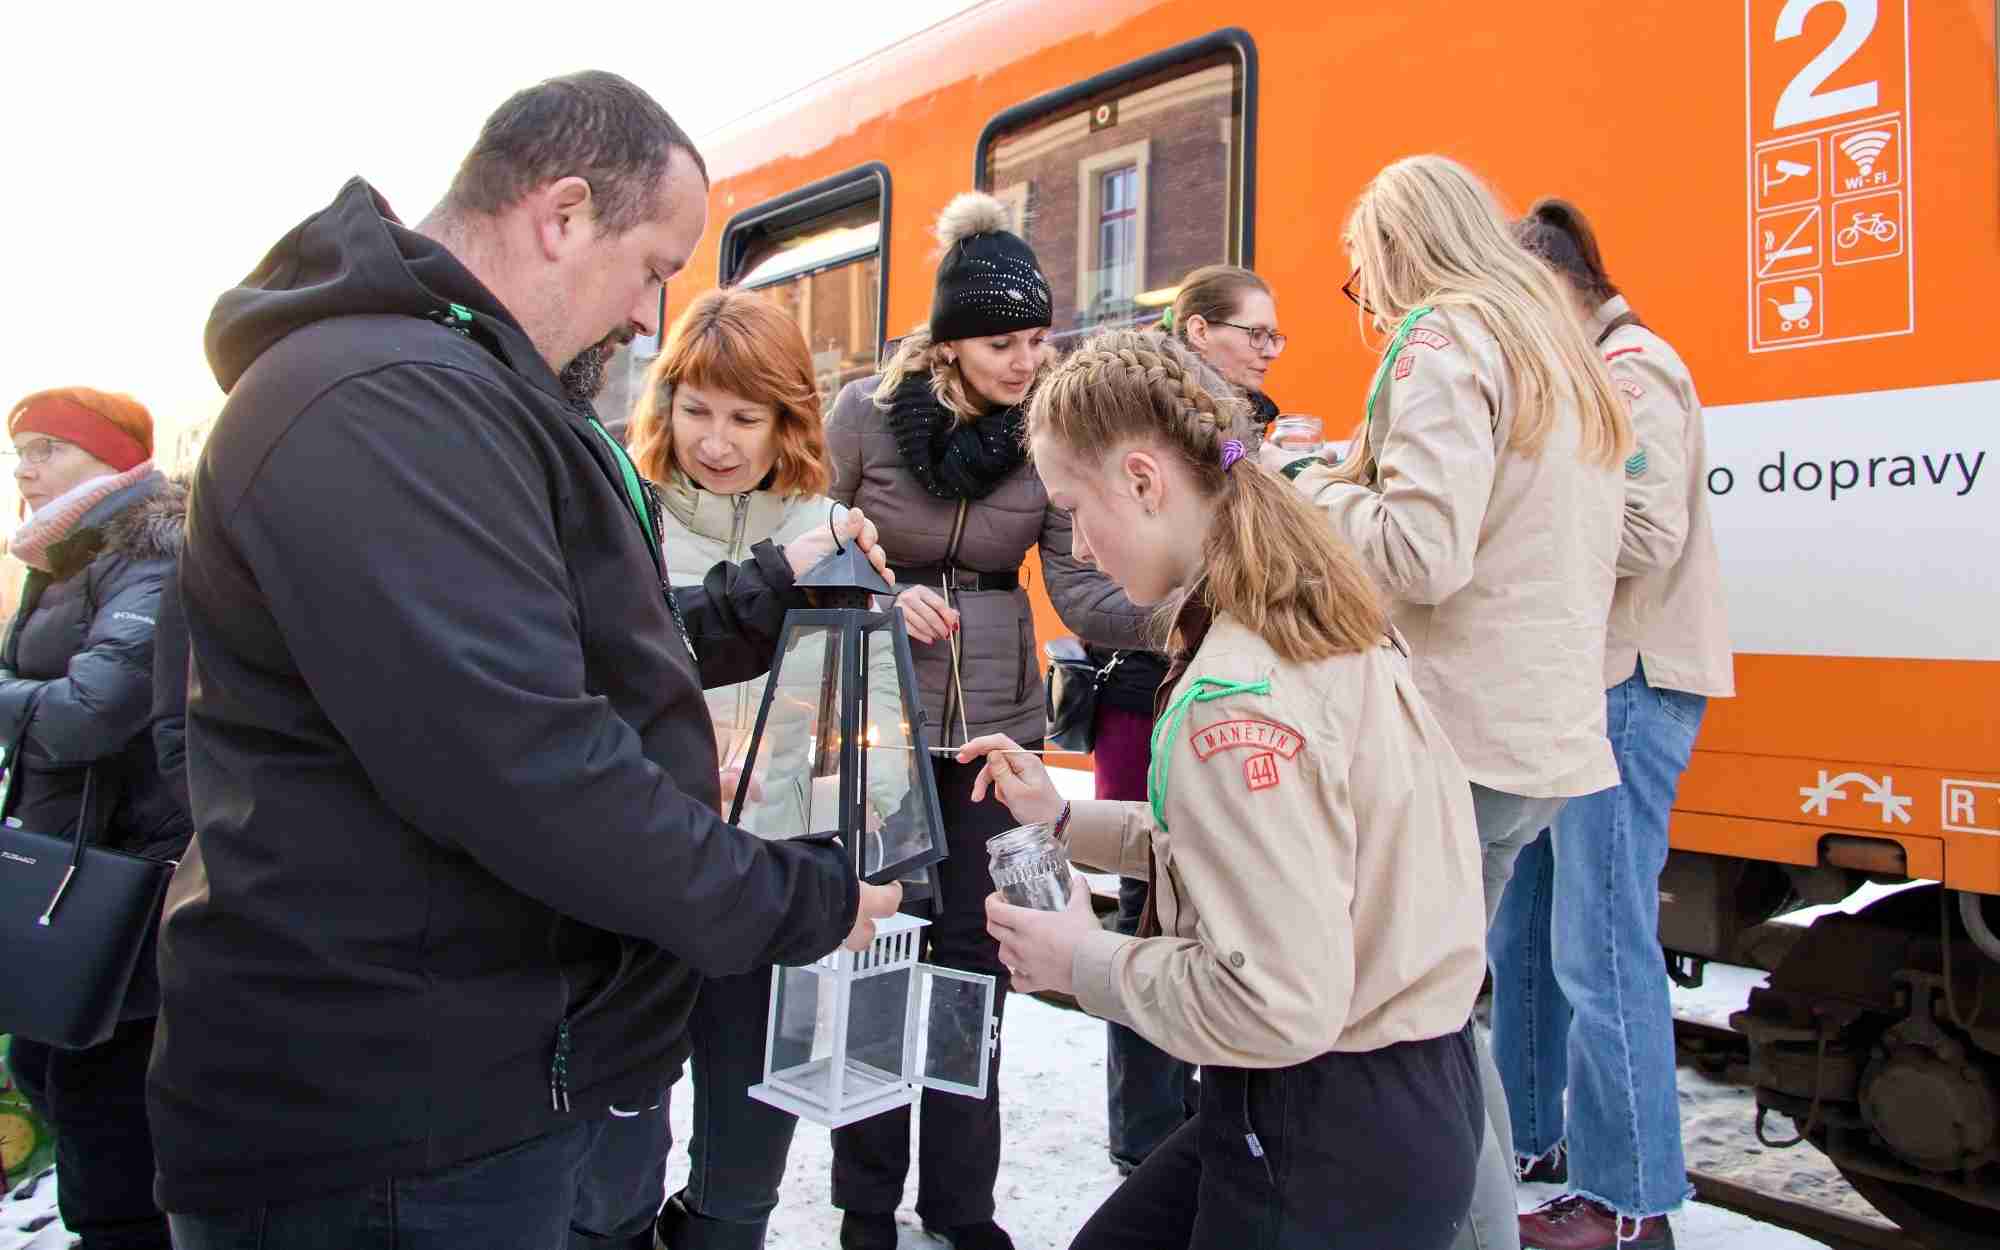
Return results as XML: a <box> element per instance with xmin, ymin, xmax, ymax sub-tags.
<box><xmin>734</xmin><ymin>545</ymin><xmax>999</xmax><ymax>1125</ymax></box>
<box><xmin>749</xmin><ymin>913</ymin><xmax>997</xmax><ymax>1126</ymax></box>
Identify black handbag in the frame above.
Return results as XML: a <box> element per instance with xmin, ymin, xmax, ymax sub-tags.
<box><xmin>0</xmin><ymin>697</ymin><xmax>174</xmax><ymax>1049</ymax></box>
<box><xmin>1043</xmin><ymin>638</ymin><xmax>1124</xmax><ymax>754</ymax></box>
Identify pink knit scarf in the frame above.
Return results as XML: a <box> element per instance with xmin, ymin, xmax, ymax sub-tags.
<box><xmin>9</xmin><ymin>461</ymin><xmax>155</xmax><ymax>573</ymax></box>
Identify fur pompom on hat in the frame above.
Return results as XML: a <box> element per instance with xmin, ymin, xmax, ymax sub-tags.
<box><xmin>928</xmin><ymin>192</ymin><xmax>1052</xmax><ymax>343</ymax></box>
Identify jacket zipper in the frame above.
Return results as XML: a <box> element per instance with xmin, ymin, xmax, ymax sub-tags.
<box><xmin>728</xmin><ymin>493</ymin><xmax>753</xmax><ymax>753</ymax></box>
<box><xmin>548</xmin><ymin>917</ymin><xmax>573</xmax><ymax>1112</ymax></box>
<box><xmin>939</xmin><ymin>501</ymin><xmax>970</xmax><ymax>747</ymax></box>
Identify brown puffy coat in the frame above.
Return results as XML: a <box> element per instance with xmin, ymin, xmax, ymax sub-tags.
<box><xmin>825</xmin><ymin>375</ymin><xmax>1133</xmax><ymax>747</ymax></box>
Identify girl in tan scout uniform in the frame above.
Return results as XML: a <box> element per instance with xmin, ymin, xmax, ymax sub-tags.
<box><xmin>1268</xmin><ymin>155</ymin><xmax>1636</xmax><ymax>1250</ymax></box>
<box><xmin>960</xmin><ymin>331</ymin><xmax>1486</xmax><ymax>1250</ymax></box>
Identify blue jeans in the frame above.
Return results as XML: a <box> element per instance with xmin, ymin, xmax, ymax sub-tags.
<box><xmin>666</xmin><ymin>966</ymin><xmax>799</xmax><ymax>1250</ymax></box>
<box><xmin>1488</xmin><ymin>661</ymin><xmax>1704</xmax><ymax>1220</ymax></box>
<box><xmin>168</xmin><ymin>1118</ymin><xmax>652</xmax><ymax>1250</ymax></box>
<box><xmin>1107</xmin><ymin>876</ymin><xmax>1197</xmax><ymax>1169</ymax></box>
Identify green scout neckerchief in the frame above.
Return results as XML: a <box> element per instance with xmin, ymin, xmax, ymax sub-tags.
<box><xmin>1147</xmin><ymin>675</ymin><xmax>1273</xmax><ymax>831</ymax></box>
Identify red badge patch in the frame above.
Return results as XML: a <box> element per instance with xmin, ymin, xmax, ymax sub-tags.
<box><xmin>1394</xmin><ymin>354</ymin><xmax>1416</xmax><ymax>381</ymax></box>
<box><xmin>1404</xmin><ymin>327</ymin><xmax>1452</xmax><ymax>352</ymax></box>
<box><xmin>1244</xmin><ymin>752</ymin><xmax>1280</xmax><ymax>792</ymax></box>
<box><xmin>1616</xmin><ymin>378</ymin><xmax>1645</xmax><ymax>400</ymax></box>
<box><xmin>1604</xmin><ymin>346</ymin><xmax>1644</xmax><ymax>363</ymax></box>
<box><xmin>1190</xmin><ymin>719</ymin><xmax>1304</xmax><ymax>761</ymax></box>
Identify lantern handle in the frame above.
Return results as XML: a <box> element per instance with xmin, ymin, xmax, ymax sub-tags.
<box><xmin>828</xmin><ymin>502</ymin><xmax>849</xmax><ymax>553</ymax></box>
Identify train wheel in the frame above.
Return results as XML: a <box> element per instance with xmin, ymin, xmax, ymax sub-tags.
<box><xmin>1835</xmin><ymin>1168</ymin><xmax>2000</xmax><ymax>1250</ymax></box>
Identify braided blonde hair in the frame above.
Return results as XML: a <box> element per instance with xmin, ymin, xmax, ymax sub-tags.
<box><xmin>1029</xmin><ymin>331</ymin><xmax>1386</xmax><ymax>662</ymax></box>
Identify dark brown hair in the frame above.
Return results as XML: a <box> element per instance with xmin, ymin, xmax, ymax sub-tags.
<box><xmin>1516</xmin><ymin>198</ymin><xmax>1621</xmax><ymax>305</ymax></box>
<box><xmin>442</xmin><ymin>71</ymin><xmax>707</xmax><ymax>236</ymax></box>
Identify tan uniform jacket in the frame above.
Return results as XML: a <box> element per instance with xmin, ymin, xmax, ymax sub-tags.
<box><xmin>1063</xmin><ymin>616</ymin><xmax>1485</xmax><ymax>1068</ymax></box>
<box><xmin>1294</xmin><ymin>307</ymin><xmax>1622</xmax><ymax>798</ymax></box>
<box><xmin>1592</xmin><ymin>298</ymin><xmax>1735</xmax><ymax>697</ymax></box>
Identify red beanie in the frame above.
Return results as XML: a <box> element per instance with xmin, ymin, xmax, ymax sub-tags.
<box><xmin>8</xmin><ymin>388</ymin><xmax>153</xmax><ymax>473</ymax></box>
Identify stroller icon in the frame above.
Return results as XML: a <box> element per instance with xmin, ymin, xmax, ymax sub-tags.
<box><xmin>1767</xmin><ymin>284</ymin><xmax>1814</xmax><ymax>332</ymax></box>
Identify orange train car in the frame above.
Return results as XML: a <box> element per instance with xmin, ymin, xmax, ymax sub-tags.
<box><xmin>634</xmin><ymin>2</ymin><xmax>2000</xmax><ymax>1242</ymax></box>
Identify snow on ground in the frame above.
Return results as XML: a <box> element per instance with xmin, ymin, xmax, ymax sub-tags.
<box><xmin>2</xmin><ymin>993</ymin><xmax>1838</xmax><ymax>1249</ymax></box>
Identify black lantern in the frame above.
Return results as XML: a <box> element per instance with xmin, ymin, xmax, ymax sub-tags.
<box><xmin>727</xmin><ymin>543</ymin><xmax>949</xmax><ymax>885</ymax></box>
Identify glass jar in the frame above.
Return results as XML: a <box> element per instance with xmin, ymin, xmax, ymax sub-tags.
<box><xmin>986</xmin><ymin>823</ymin><xmax>1074</xmax><ymax>911</ymax></box>
<box><xmin>1270</xmin><ymin>414</ymin><xmax>1323</xmax><ymax>451</ymax></box>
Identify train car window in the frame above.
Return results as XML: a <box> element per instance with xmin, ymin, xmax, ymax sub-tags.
<box><xmin>976</xmin><ymin>30</ymin><xmax>1256</xmax><ymax>348</ymax></box>
<box><xmin>720</xmin><ymin>163</ymin><xmax>892</xmax><ymax>412</ymax></box>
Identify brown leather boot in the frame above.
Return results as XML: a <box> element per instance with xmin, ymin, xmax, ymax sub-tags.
<box><xmin>1518</xmin><ymin>1195</ymin><xmax>1675</xmax><ymax>1249</ymax></box>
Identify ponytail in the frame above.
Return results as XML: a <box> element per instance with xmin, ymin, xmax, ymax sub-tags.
<box><xmin>1028</xmin><ymin>330</ymin><xmax>1385</xmax><ymax>663</ymax></box>
<box><xmin>1516</xmin><ymin>197</ymin><xmax>1622</xmax><ymax>307</ymax></box>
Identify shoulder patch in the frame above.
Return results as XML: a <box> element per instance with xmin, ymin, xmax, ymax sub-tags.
<box><xmin>1616</xmin><ymin>378</ymin><xmax>1645</xmax><ymax>400</ymax></box>
<box><xmin>1604</xmin><ymin>346</ymin><xmax>1645</xmax><ymax>363</ymax></box>
<box><xmin>1625</xmin><ymin>447</ymin><xmax>1649</xmax><ymax>478</ymax></box>
<box><xmin>1404</xmin><ymin>327</ymin><xmax>1452</xmax><ymax>352</ymax></box>
<box><xmin>1190</xmin><ymin>718</ymin><xmax>1304</xmax><ymax>761</ymax></box>
<box><xmin>1394</xmin><ymin>354</ymin><xmax>1416</xmax><ymax>380</ymax></box>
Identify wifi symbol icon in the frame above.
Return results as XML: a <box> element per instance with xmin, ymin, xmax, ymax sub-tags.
<box><xmin>1839</xmin><ymin>129</ymin><xmax>1894</xmax><ymax>179</ymax></box>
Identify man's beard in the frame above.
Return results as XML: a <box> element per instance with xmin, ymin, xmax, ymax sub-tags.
<box><xmin>558</xmin><ymin>331</ymin><xmax>633</xmax><ymax>406</ymax></box>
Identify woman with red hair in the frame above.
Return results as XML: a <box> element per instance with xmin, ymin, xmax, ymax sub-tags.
<box><xmin>628</xmin><ymin>289</ymin><xmax>955</xmax><ymax>1250</ymax></box>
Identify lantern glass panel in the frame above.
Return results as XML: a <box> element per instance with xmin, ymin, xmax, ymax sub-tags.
<box><xmin>736</xmin><ymin>623</ymin><xmax>845</xmax><ymax>839</ymax></box>
<box><xmin>844</xmin><ymin>966</ymin><xmax>911</xmax><ymax>1087</ymax></box>
<box><xmin>858</xmin><ymin>626</ymin><xmax>932</xmax><ymax>880</ymax></box>
<box><xmin>914</xmin><ymin>965</ymin><xmax>997</xmax><ymax>1098</ymax></box>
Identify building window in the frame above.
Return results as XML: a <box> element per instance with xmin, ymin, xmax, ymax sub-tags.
<box><xmin>1095</xmin><ymin>164</ymin><xmax>1140</xmax><ymax>311</ymax></box>
<box><xmin>981</xmin><ymin>47</ymin><xmax>1249</xmax><ymax>348</ymax></box>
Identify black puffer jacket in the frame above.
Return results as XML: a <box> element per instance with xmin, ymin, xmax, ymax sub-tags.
<box><xmin>0</xmin><ymin>472</ymin><xmax>191</xmax><ymax>862</ymax></box>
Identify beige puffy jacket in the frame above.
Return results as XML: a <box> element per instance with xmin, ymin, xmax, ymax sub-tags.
<box><xmin>1591</xmin><ymin>298</ymin><xmax>1735</xmax><ymax>697</ymax></box>
<box><xmin>1293</xmin><ymin>307</ymin><xmax>1623</xmax><ymax>799</ymax></box>
<box><xmin>1064</xmin><ymin>613</ymin><xmax>1485</xmax><ymax>1067</ymax></box>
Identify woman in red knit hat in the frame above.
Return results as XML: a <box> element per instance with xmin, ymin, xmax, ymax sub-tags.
<box><xmin>2</xmin><ymin>386</ymin><xmax>188</xmax><ymax>1250</ymax></box>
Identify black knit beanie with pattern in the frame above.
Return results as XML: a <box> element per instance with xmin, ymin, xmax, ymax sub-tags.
<box><xmin>927</xmin><ymin>197</ymin><xmax>1053</xmax><ymax>342</ymax></box>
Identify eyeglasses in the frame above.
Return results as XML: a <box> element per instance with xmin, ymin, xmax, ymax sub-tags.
<box><xmin>1341</xmin><ymin>268</ymin><xmax>1375</xmax><ymax>316</ymax></box>
<box><xmin>2</xmin><ymin>437</ymin><xmax>71</xmax><ymax>467</ymax></box>
<box><xmin>1210</xmin><ymin>321</ymin><xmax>1287</xmax><ymax>353</ymax></box>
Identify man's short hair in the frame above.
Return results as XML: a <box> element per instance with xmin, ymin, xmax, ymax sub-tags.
<box><xmin>443</xmin><ymin>70</ymin><xmax>708</xmax><ymax>236</ymax></box>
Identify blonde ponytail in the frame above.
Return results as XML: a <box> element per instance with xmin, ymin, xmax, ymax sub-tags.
<box><xmin>1029</xmin><ymin>331</ymin><xmax>1385</xmax><ymax>663</ymax></box>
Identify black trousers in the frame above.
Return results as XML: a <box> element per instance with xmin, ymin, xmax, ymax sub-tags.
<box><xmin>9</xmin><ymin>1018</ymin><xmax>170</xmax><ymax>1250</ymax></box>
<box><xmin>1071</xmin><ymin>1026</ymin><xmax>1483</xmax><ymax>1250</ymax></box>
<box><xmin>830</xmin><ymin>749</ymin><xmax>1022</xmax><ymax>1227</ymax></box>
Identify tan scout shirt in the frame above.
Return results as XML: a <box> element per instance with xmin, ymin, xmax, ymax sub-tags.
<box><xmin>1294</xmin><ymin>307</ymin><xmax>1622</xmax><ymax>798</ymax></box>
<box><xmin>1592</xmin><ymin>298</ymin><xmax>1735</xmax><ymax>697</ymax></box>
<box><xmin>1063</xmin><ymin>614</ymin><xmax>1485</xmax><ymax>1068</ymax></box>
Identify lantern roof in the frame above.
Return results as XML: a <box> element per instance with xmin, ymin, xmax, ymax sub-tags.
<box><xmin>795</xmin><ymin>545</ymin><xmax>895</xmax><ymax>596</ymax></box>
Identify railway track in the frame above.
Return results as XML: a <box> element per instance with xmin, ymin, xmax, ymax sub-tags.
<box><xmin>1671</xmin><ymin>1015</ymin><xmax>1937</xmax><ymax>1250</ymax></box>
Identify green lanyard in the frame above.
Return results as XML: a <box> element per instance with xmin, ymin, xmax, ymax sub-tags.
<box><xmin>1355</xmin><ymin>305</ymin><xmax>1437</xmax><ymax>460</ymax></box>
<box><xmin>587</xmin><ymin>417</ymin><xmax>661</xmax><ymax>568</ymax></box>
<box><xmin>1147</xmin><ymin>675</ymin><xmax>1273</xmax><ymax>831</ymax></box>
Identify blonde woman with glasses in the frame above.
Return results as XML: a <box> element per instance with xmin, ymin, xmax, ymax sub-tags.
<box><xmin>1268</xmin><ymin>154</ymin><xmax>1632</xmax><ymax>1250</ymax></box>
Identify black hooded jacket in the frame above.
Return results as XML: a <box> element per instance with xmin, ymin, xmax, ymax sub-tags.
<box><xmin>150</xmin><ymin>178</ymin><xmax>859</xmax><ymax>1212</ymax></box>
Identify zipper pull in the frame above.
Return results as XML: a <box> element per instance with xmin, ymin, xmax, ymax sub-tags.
<box><xmin>550</xmin><ymin>1018</ymin><xmax>573</xmax><ymax>1112</ymax></box>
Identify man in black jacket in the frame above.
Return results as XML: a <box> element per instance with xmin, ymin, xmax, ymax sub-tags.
<box><xmin>152</xmin><ymin>72</ymin><xmax>899</xmax><ymax>1250</ymax></box>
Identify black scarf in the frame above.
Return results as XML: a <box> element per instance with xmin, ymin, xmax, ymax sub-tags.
<box><xmin>886</xmin><ymin>374</ymin><xmax>1029</xmax><ymax>501</ymax></box>
<box><xmin>1247</xmin><ymin>389</ymin><xmax>1280</xmax><ymax>426</ymax></box>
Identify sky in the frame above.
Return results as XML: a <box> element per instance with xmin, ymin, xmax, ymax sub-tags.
<box><xmin>0</xmin><ymin>0</ymin><xmax>981</xmax><ymax>467</ymax></box>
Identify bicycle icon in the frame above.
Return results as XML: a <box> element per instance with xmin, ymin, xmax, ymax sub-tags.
<box><xmin>1836</xmin><ymin>210</ymin><xmax>1898</xmax><ymax>250</ymax></box>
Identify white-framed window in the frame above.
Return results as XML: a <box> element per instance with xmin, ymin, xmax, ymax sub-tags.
<box><xmin>1075</xmin><ymin>141</ymin><xmax>1151</xmax><ymax>324</ymax></box>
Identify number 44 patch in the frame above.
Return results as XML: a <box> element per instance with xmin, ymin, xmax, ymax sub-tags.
<box><xmin>1190</xmin><ymin>718</ymin><xmax>1304</xmax><ymax>793</ymax></box>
